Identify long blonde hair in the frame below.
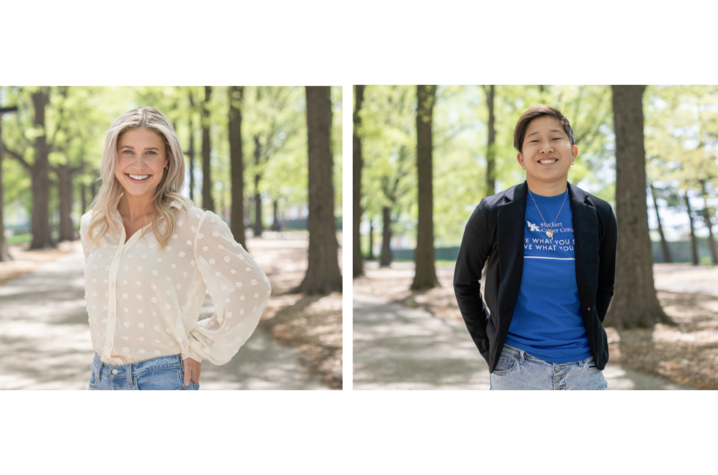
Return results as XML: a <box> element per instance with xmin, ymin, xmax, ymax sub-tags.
<box><xmin>86</xmin><ymin>107</ymin><xmax>193</xmax><ymax>249</ymax></box>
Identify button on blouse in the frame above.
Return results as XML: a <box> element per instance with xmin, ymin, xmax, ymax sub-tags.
<box><xmin>80</xmin><ymin>202</ymin><xmax>272</xmax><ymax>366</ymax></box>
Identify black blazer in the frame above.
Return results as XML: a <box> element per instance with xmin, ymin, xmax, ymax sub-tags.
<box><xmin>453</xmin><ymin>181</ymin><xmax>617</xmax><ymax>373</ymax></box>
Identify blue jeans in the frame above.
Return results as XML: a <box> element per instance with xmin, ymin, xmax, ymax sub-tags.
<box><xmin>88</xmin><ymin>353</ymin><xmax>200</xmax><ymax>390</ymax></box>
<box><xmin>490</xmin><ymin>344</ymin><xmax>607</xmax><ymax>390</ymax></box>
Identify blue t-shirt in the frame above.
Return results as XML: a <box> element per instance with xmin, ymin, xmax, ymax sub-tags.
<box><xmin>504</xmin><ymin>189</ymin><xmax>592</xmax><ymax>363</ymax></box>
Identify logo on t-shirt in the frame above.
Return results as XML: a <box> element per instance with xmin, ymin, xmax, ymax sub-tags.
<box><xmin>527</xmin><ymin>221</ymin><xmax>542</xmax><ymax>233</ymax></box>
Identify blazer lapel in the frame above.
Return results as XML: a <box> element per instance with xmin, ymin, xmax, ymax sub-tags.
<box><xmin>496</xmin><ymin>182</ymin><xmax>527</xmax><ymax>325</ymax></box>
<box><xmin>569</xmin><ymin>183</ymin><xmax>599</xmax><ymax>308</ymax></box>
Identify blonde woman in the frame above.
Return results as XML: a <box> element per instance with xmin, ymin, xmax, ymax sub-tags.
<box><xmin>81</xmin><ymin>107</ymin><xmax>271</xmax><ymax>390</ymax></box>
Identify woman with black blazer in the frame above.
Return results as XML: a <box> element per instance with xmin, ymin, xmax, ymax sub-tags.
<box><xmin>453</xmin><ymin>105</ymin><xmax>617</xmax><ymax>390</ymax></box>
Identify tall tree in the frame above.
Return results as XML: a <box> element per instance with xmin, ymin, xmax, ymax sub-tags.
<box><xmin>30</xmin><ymin>88</ymin><xmax>53</xmax><ymax>249</ymax></box>
<box><xmin>201</xmin><ymin>86</ymin><xmax>214</xmax><ymax>211</ymax></box>
<box><xmin>698</xmin><ymin>179</ymin><xmax>718</xmax><ymax>264</ymax></box>
<box><xmin>411</xmin><ymin>85</ymin><xmax>439</xmax><ymax>290</ymax></box>
<box><xmin>187</xmin><ymin>88</ymin><xmax>196</xmax><ymax>203</ymax></box>
<box><xmin>685</xmin><ymin>191</ymin><xmax>699</xmax><ymax>265</ymax></box>
<box><xmin>353</xmin><ymin>85</ymin><xmax>365</xmax><ymax>277</ymax></box>
<box><xmin>295</xmin><ymin>86</ymin><xmax>342</xmax><ymax>294</ymax></box>
<box><xmin>244</xmin><ymin>87</ymin><xmax>302</xmax><ymax>237</ymax></box>
<box><xmin>3</xmin><ymin>88</ymin><xmax>55</xmax><ymax>249</ymax></box>
<box><xmin>605</xmin><ymin>85</ymin><xmax>671</xmax><ymax>328</ymax></box>
<box><xmin>80</xmin><ymin>183</ymin><xmax>87</xmax><ymax>215</ymax></box>
<box><xmin>271</xmin><ymin>199</ymin><xmax>280</xmax><ymax>231</ymax></box>
<box><xmin>380</xmin><ymin>206</ymin><xmax>393</xmax><ymax>267</ymax></box>
<box><xmin>0</xmin><ymin>104</ymin><xmax>19</xmax><ymax>261</ymax></box>
<box><xmin>367</xmin><ymin>217</ymin><xmax>374</xmax><ymax>260</ymax></box>
<box><xmin>49</xmin><ymin>87</ymin><xmax>79</xmax><ymax>242</ymax></box>
<box><xmin>252</xmin><ymin>134</ymin><xmax>263</xmax><ymax>236</ymax></box>
<box><xmin>649</xmin><ymin>182</ymin><xmax>671</xmax><ymax>263</ymax></box>
<box><xmin>483</xmin><ymin>85</ymin><xmax>496</xmax><ymax>197</ymax></box>
<box><xmin>228</xmin><ymin>86</ymin><xmax>246</xmax><ymax>249</ymax></box>
<box><xmin>53</xmin><ymin>155</ymin><xmax>82</xmax><ymax>241</ymax></box>
<box><xmin>379</xmin><ymin>146</ymin><xmax>409</xmax><ymax>267</ymax></box>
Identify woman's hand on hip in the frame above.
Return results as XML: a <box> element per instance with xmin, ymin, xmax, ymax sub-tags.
<box><xmin>182</xmin><ymin>357</ymin><xmax>201</xmax><ymax>386</ymax></box>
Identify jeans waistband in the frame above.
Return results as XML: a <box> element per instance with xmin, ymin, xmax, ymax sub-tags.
<box><xmin>93</xmin><ymin>353</ymin><xmax>182</xmax><ymax>378</ymax></box>
<box><xmin>501</xmin><ymin>344</ymin><xmax>594</xmax><ymax>366</ymax></box>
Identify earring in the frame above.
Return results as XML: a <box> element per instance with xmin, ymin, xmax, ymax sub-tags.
<box><xmin>570</xmin><ymin>161</ymin><xmax>575</xmax><ymax>166</ymax></box>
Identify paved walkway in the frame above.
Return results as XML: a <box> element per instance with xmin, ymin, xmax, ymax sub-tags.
<box><xmin>354</xmin><ymin>292</ymin><xmax>693</xmax><ymax>390</ymax></box>
<box><xmin>653</xmin><ymin>264</ymin><xmax>718</xmax><ymax>296</ymax></box>
<box><xmin>0</xmin><ymin>249</ymin><xmax>325</xmax><ymax>390</ymax></box>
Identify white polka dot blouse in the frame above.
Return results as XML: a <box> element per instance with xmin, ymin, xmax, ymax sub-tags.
<box><xmin>80</xmin><ymin>202</ymin><xmax>272</xmax><ymax>366</ymax></box>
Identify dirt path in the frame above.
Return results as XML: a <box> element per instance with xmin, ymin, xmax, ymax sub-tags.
<box><xmin>0</xmin><ymin>235</ymin><xmax>339</xmax><ymax>390</ymax></box>
<box><xmin>354</xmin><ymin>291</ymin><xmax>691</xmax><ymax>390</ymax></box>
<box><xmin>354</xmin><ymin>261</ymin><xmax>713</xmax><ymax>389</ymax></box>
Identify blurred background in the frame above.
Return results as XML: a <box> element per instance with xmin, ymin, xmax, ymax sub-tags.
<box><xmin>353</xmin><ymin>85</ymin><xmax>718</xmax><ymax>390</ymax></box>
<box><xmin>0</xmin><ymin>86</ymin><xmax>342</xmax><ymax>389</ymax></box>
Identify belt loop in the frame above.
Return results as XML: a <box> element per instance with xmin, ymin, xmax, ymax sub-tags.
<box><xmin>519</xmin><ymin>350</ymin><xmax>525</xmax><ymax>364</ymax></box>
<box><xmin>126</xmin><ymin>363</ymin><xmax>133</xmax><ymax>387</ymax></box>
<box><xmin>97</xmin><ymin>362</ymin><xmax>103</xmax><ymax>382</ymax></box>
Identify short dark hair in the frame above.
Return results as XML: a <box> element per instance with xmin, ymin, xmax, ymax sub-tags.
<box><xmin>513</xmin><ymin>105</ymin><xmax>575</xmax><ymax>153</ymax></box>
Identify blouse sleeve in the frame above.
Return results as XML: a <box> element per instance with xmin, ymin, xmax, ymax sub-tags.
<box><xmin>187</xmin><ymin>210</ymin><xmax>272</xmax><ymax>365</ymax></box>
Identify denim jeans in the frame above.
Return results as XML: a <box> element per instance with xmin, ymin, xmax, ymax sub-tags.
<box><xmin>88</xmin><ymin>353</ymin><xmax>200</xmax><ymax>390</ymax></box>
<box><xmin>490</xmin><ymin>344</ymin><xmax>607</xmax><ymax>390</ymax></box>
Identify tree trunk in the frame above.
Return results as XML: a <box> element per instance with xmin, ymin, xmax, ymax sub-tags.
<box><xmin>650</xmin><ymin>182</ymin><xmax>671</xmax><ymax>263</ymax></box>
<box><xmin>604</xmin><ymin>85</ymin><xmax>670</xmax><ymax>328</ymax></box>
<box><xmin>188</xmin><ymin>90</ymin><xmax>196</xmax><ymax>203</ymax></box>
<box><xmin>252</xmin><ymin>135</ymin><xmax>263</xmax><ymax>237</ymax></box>
<box><xmin>57</xmin><ymin>164</ymin><xmax>74</xmax><ymax>242</ymax></box>
<box><xmin>228</xmin><ymin>85</ymin><xmax>246</xmax><ymax>249</ymax></box>
<box><xmin>188</xmin><ymin>121</ymin><xmax>195</xmax><ymax>203</ymax></box>
<box><xmin>685</xmin><ymin>192</ymin><xmax>699</xmax><ymax>266</ymax></box>
<box><xmin>353</xmin><ymin>84</ymin><xmax>365</xmax><ymax>277</ymax></box>
<box><xmin>295</xmin><ymin>86</ymin><xmax>342</xmax><ymax>294</ymax></box>
<box><xmin>80</xmin><ymin>183</ymin><xmax>87</xmax><ymax>215</ymax></box>
<box><xmin>380</xmin><ymin>206</ymin><xmax>392</xmax><ymax>267</ymax></box>
<box><xmin>271</xmin><ymin>199</ymin><xmax>280</xmax><ymax>231</ymax></box>
<box><xmin>201</xmin><ymin>86</ymin><xmax>214</xmax><ymax>211</ymax></box>
<box><xmin>253</xmin><ymin>176</ymin><xmax>263</xmax><ymax>236</ymax></box>
<box><xmin>699</xmin><ymin>180</ymin><xmax>718</xmax><ymax>265</ymax></box>
<box><xmin>0</xmin><ymin>119</ymin><xmax>10</xmax><ymax>261</ymax></box>
<box><xmin>367</xmin><ymin>217</ymin><xmax>374</xmax><ymax>260</ymax></box>
<box><xmin>411</xmin><ymin>85</ymin><xmax>439</xmax><ymax>290</ymax></box>
<box><xmin>30</xmin><ymin>88</ymin><xmax>53</xmax><ymax>250</ymax></box>
<box><xmin>484</xmin><ymin>85</ymin><xmax>496</xmax><ymax>197</ymax></box>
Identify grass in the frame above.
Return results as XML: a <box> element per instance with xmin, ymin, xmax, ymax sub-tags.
<box><xmin>5</xmin><ymin>234</ymin><xmax>32</xmax><ymax>245</ymax></box>
<box><xmin>4</xmin><ymin>229</ymin><xmax>74</xmax><ymax>245</ymax></box>
<box><xmin>391</xmin><ymin>258</ymin><xmax>457</xmax><ymax>266</ymax></box>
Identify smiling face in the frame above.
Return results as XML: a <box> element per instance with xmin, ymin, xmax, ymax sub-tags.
<box><xmin>517</xmin><ymin>116</ymin><xmax>578</xmax><ymax>193</ymax></box>
<box><xmin>115</xmin><ymin>127</ymin><xmax>169</xmax><ymax>201</ymax></box>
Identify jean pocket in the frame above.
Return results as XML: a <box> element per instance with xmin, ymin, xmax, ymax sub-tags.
<box><xmin>177</xmin><ymin>381</ymin><xmax>200</xmax><ymax>391</ymax></box>
<box><xmin>176</xmin><ymin>368</ymin><xmax>201</xmax><ymax>390</ymax></box>
<box><xmin>493</xmin><ymin>355</ymin><xmax>517</xmax><ymax>375</ymax></box>
<box><xmin>89</xmin><ymin>366</ymin><xmax>98</xmax><ymax>388</ymax></box>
